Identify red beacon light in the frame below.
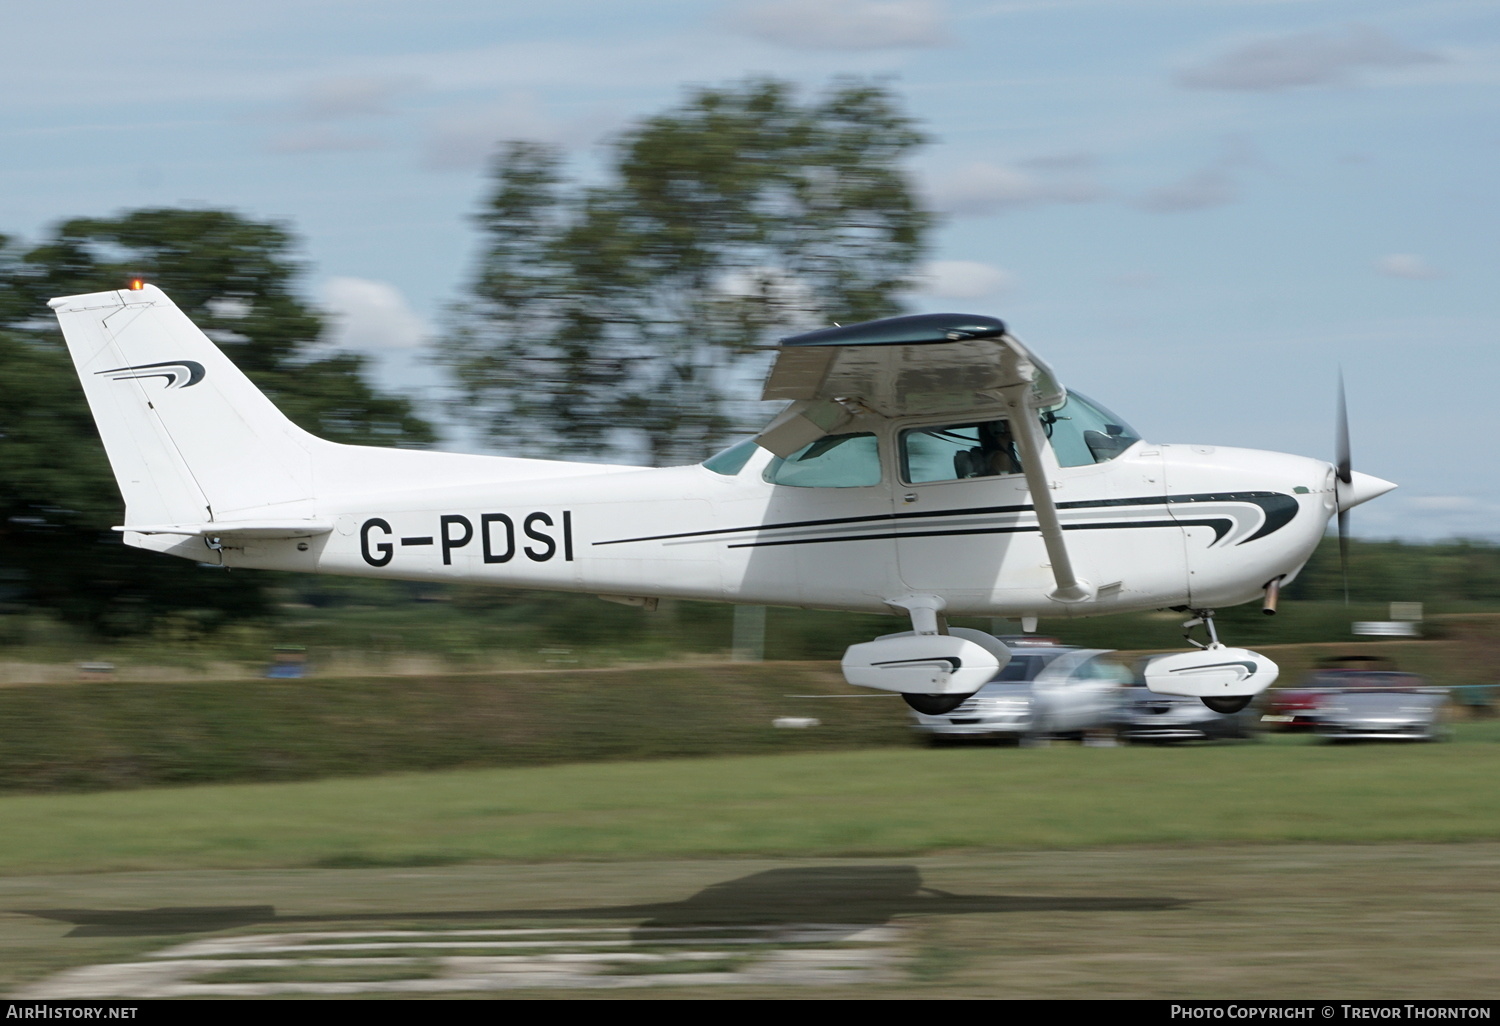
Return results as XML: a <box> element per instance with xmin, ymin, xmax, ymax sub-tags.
<box><xmin>129</xmin><ymin>279</ymin><xmax>144</xmax><ymax>291</ymax></box>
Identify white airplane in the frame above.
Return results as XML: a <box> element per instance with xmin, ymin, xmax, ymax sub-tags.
<box><xmin>52</xmin><ymin>283</ymin><xmax>1394</xmax><ymax>714</ymax></box>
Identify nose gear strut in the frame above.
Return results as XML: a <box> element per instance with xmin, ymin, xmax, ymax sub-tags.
<box><xmin>1181</xmin><ymin>610</ymin><xmax>1220</xmax><ymax>650</ymax></box>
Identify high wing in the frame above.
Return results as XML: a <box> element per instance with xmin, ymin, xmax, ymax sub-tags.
<box><xmin>755</xmin><ymin>313</ymin><xmax>1065</xmax><ymax>457</ymax></box>
<box><xmin>755</xmin><ymin>312</ymin><xmax>1091</xmax><ymax>604</ymax></box>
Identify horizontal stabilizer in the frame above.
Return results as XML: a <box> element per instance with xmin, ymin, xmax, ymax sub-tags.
<box><xmin>114</xmin><ymin>520</ymin><xmax>333</xmax><ymax>539</ymax></box>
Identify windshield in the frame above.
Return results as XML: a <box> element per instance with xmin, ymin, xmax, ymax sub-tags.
<box><xmin>1041</xmin><ymin>391</ymin><xmax>1141</xmax><ymax>467</ymax></box>
<box><xmin>763</xmin><ymin>432</ymin><xmax>882</xmax><ymax>488</ymax></box>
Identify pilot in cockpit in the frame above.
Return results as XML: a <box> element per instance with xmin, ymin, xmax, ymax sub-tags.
<box><xmin>954</xmin><ymin>419</ymin><xmax>1022</xmax><ymax>478</ymax></box>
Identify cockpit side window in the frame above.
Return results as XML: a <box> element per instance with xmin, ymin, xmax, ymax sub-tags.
<box><xmin>1041</xmin><ymin>392</ymin><xmax>1141</xmax><ymax>467</ymax></box>
<box><xmin>900</xmin><ymin>420</ymin><xmax>1023</xmax><ymax>484</ymax></box>
<box><xmin>764</xmin><ymin>432</ymin><xmax>882</xmax><ymax>488</ymax></box>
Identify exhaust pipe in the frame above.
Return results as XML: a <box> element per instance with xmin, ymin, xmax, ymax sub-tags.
<box><xmin>1262</xmin><ymin>577</ymin><xmax>1283</xmax><ymax>616</ymax></box>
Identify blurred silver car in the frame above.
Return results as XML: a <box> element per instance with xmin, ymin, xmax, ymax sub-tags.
<box><xmin>1314</xmin><ymin>671</ymin><xmax>1449</xmax><ymax>742</ymax></box>
<box><xmin>909</xmin><ymin>641</ymin><xmax>1129</xmax><ymax>744</ymax></box>
<box><xmin>1114</xmin><ymin>678</ymin><xmax>1258</xmax><ymax>744</ymax></box>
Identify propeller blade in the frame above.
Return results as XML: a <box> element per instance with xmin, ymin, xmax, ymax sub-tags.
<box><xmin>1336</xmin><ymin>372</ymin><xmax>1351</xmax><ymax>485</ymax></box>
<box><xmin>1336</xmin><ymin>372</ymin><xmax>1351</xmax><ymax>604</ymax></box>
<box><xmin>1339</xmin><ymin>508</ymin><xmax>1350</xmax><ymax>606</ymax></box>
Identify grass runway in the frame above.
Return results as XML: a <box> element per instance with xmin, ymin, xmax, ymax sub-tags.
<box><xmin>2</xmin><ymin>726</ymin><xmax>1498</xmax><ymax>874</ymax></box>
<box><xmin>3</xmin><ymin>846</ymin><xmax>1499</xmax><ymax>998</ymax></box>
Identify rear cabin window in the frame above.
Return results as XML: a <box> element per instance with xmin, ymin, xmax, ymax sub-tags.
<box><xmin>763</xmin><ymin>433</ymin><xmax>882</xmax><ymax>488</ymax></box>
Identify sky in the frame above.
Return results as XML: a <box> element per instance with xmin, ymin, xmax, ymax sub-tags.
<box><xmin>2</xmin><ymin>0</ymin><xmax>1496</xmax><ymax>539</ymax></box>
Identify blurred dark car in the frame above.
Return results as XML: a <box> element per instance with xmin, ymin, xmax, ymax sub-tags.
<box><xmin>1114</xmin><ymin>675</ymin><xmax>1258</xmax><ymax>744</ymax></box>
<box><xmin>1314</xmin><ymin>671</ymin><xmax>1449</xmax><ymax>742</ymax></box>
<box><xmin>1262</xmin><ymin>684</ymin><xmax>1325</xmax><ymax>730</ymax></box>
<box><xmin>1263</xmin><ymin>655</ymin><xmax>1393</xmax><ymax>731</ymax></box>
<box><xmin>909</xmin><ymin>639</ymin><xmax>1128</xmax><ymax>744</ymax></box>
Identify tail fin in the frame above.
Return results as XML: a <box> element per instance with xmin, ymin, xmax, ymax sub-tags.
<box><xmin>50</xmin><ymin>285</ymin><xmax>316</xmax><ymax>527</ymax></box>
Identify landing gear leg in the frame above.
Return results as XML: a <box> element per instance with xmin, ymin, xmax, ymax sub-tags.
<box><xmin>1181</xmin><ymin>610</ymin><xmax>1254</xmax><ymax>714</ymax></box>
<box><xmin>889</xmin><ymin>594</ymin><xmax>974</xmax><ymax>716</ymax></box>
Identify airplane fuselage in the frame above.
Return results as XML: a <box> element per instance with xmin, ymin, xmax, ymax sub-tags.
<box><xmin>173</xmin><ymin>434</ymin><xmax>1335</xmax><ymax>620</ymax></box>
<box><xmin>56</xmin><ymin>287</ymin><xmax>1395</xmax><ymax>706</ymax></box>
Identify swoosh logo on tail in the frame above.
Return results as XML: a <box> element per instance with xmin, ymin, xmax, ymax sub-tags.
<box><xmin>95</xmin><ymin>360</ymin><xmax>206</xmax><ymax>389</ymax></box>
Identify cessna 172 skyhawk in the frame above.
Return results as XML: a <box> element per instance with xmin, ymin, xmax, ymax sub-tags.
<box><xmin>53</xmin><ymin>284</ymin><xmax>1395</xmax><ymax>714</ymax></box>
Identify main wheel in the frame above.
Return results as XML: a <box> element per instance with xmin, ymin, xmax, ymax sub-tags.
<box><xmin>902</xmin><ymin>693</ymin><xmax>974</xmax><ymax>715</ymax></box>
<box><xmin>1202</xmin><ymin>695</ymin><xmax>1253</xmax><ymax>714</ymax></box>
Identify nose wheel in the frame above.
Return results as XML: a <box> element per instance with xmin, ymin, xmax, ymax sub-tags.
<box><xmin>1201</xmin><ymin>695</ymin><xmax>1253</xmax><ymax>714</ymax></box>
<box><xmin>903</xmin><ymin>693</ymin><xmax>970</xmax><ymax>715</ymax></box>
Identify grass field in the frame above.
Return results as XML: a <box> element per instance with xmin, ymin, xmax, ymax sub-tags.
<box><xmin>0</xmin><ymin>638</ymin><xmax>1489</xmax><ymax>794</ymax></box>
<box><xmin>4</xmin><ymin>580</ymin><xmax>1499</xmax><ymax>995</ymax></box>
<box><xmin>3</xmin><ymin>734</ymin><xmax>1500</xmax><ymax>999</ymax></box>
<box><xmin>3</xmin><ymin>637</ymin><xmax>1497</xmax><ymax>997</ymax></box>
<box><xmin>2</xmin><ymin>723</ymin><xmax>1498</xmax><ymax>876</ymax></box>
<box><xmin>4</xmin><ymin>714</ymin><xmax>1498</xmax><ymax>998</ymax></box>
<box><xmin>0</xmin><ymin>663</ymin><xmax>914</xmax><ymax>792</ymax></box>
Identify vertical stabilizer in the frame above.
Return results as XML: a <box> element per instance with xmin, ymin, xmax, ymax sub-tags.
<box><xmin>50</xmin><ymin>285</ymin><xmax>316</xmax><ymax>527</ymax></box>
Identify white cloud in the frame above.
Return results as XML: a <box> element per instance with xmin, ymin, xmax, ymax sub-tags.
<box><xmin>728</xmin><ymin>0</ymin><xmax>950</xmax><ymax>51</ymax></box>
<box><xmin>926</xmin><ymin>160</ymin><xmax>1105</xmax><ymax>216</ymax></box>
<box><xmin>1176</xmin><ymin>25</ymin><xmax>1442</xmax><ymax>92</ymax></box>
<box><xmin>1108</xmin><ymin>271</ymin><xmax>1161</xmax><ymax>289</ymax></box>
<box><xmin>266</xmin><ymin>127</ymin><xmax>384</xmax><ymax>155</ymax></box>
<box><xmin>320</xmin><ymin>277</ymin><xmax>431</xmax><ymax>350</ymax></box>
<box><xmin>918</xmin><ymin>260</ymin><xmax>1014</xmax><ymax>300</ymax></box>
<box><xmin>1136</xmin><ymin>167</ymin><xmax>1237</xmax><ymax>213</ymax></box>
<box><xmin>291</xmin><ymin>75</ymin><xmax>419</xmax><ymax>120</ymax></box>
<box><xmin>1376</xmin><ymin>254</ymin><xmax>1443</xmax><ymax>280</ymax></box>
<box><xmin>421</xmin><ymin>93</ymin><xmax>608</xmax><ymax>171</ymax></box>
<box><xmin>1408</xmin><ymin>495</ymin><xmax>1480</xmax><ymax>512</ymax></box>
<box><xmin>1135</xmin><ymin>140</ymin><xmax>1258</xmax><ymax>214</ymax></box>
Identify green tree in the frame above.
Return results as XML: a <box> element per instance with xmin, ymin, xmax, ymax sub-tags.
<box><xmin>442</xmin><ymin>77</ymin><xmax>932</xmax><ymax>465</ymax></box>
<box><xmin>1285</xmin><ymin>536</ymin><xmax>1500</xmax><ymax>607</ymax></box>
<box><xmin>0</xmin><ymin>210</ymin><xmax>435</xmax><ymax>635</ymax></box>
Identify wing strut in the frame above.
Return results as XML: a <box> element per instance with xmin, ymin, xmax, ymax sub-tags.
<box><xmin>994</xmin><ymin>356</ymin><xmax>1094</xmax><ymax>605</ymax></box>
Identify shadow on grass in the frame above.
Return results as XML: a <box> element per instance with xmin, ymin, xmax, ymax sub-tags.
<box><xmin>17</xmin><ymin>865</ymin><xmax>1190</xmax><ymax>939</ymax></box>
